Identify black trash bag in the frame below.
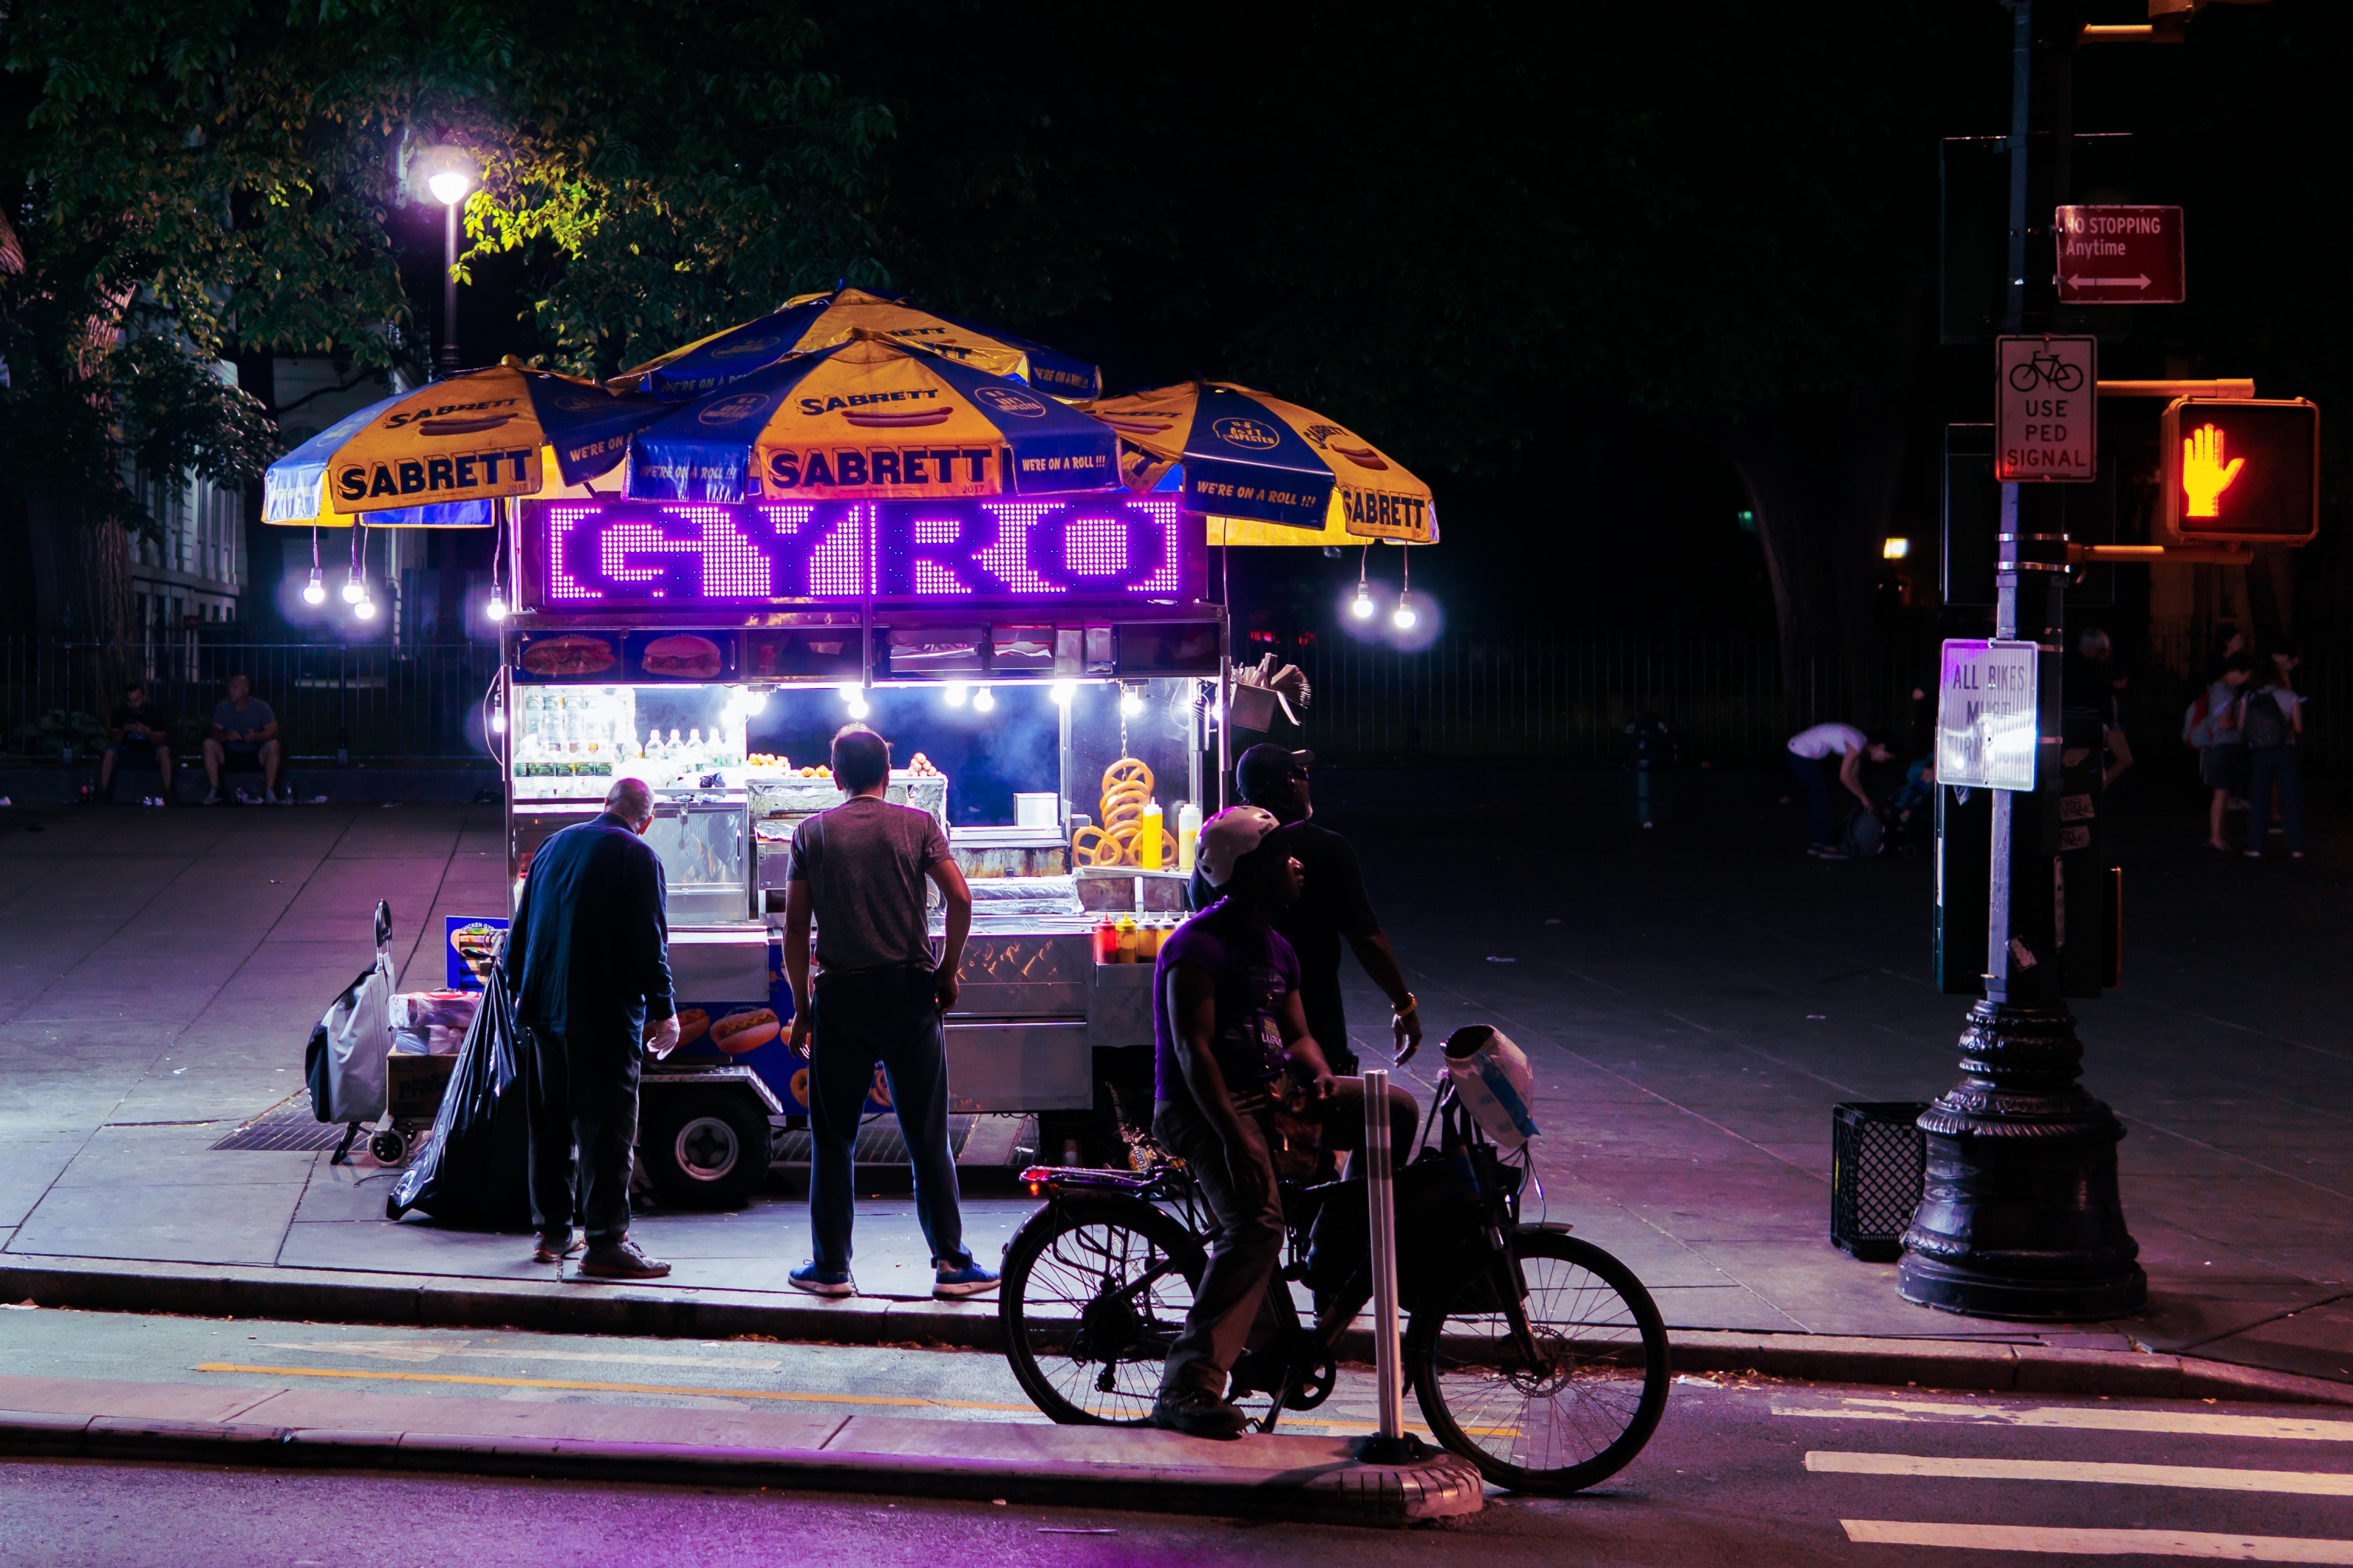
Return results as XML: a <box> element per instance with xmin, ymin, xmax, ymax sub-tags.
<box><xmin>388</xmin><ymin>966</ymin><xmax>535</xmax><ymax>1229</ymax></box>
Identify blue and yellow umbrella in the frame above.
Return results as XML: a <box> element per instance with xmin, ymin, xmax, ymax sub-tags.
<box><xmin>1080</xmin><ymin>382</ymin><xmax>1436</xmax><ymax>545</ymax></box>
<box><xmin>263</xmin><ymin>363</ymin><xmax>668</xmax><ymax>527</ymax></box>
<box><xmin>626</xmin><ymin>333</ymin><xmax>1118</xmax><ymax>504</ymax></box>
<box><xmin>610</xmin><ymin>285</ymin><xmax>1101</xmax><ymax>403</ymax></box>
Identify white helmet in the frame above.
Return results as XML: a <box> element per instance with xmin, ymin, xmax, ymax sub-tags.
<box><xmin>1196</xmin><ymin>805</ymin><xmax>1282</xmax><ymax>889</ymax></box>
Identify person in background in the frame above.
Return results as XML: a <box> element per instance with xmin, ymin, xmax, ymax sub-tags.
<box><xmin>2199</xmin><ymin>655</ymin><xmax>2255</xmax><ymax>853</ymax></box>
<box><xmin>2240</xmin><ymin>660</ymin><xmax>2304</xmax><ymax>860</ymax></box>
<box><xmin>2065</xmin><ymin>628</ymin><xmax>2132</xmax><ymax>790</ymax></box>
<box><xmin>782</xmin><ymin>724</ymin><xmax>993</xmax><ymax>1301</ymax></box>
<box><xmin>1785</xmin><ymin>722</ymin><xmax>1892</xmax><ymax>859</ymax></box>
<box><xmin>99</xmin><ymin>681</ymin><xmax>174</xmax><ymax>804</ymax></box>
<box><xmin>204</xmin><ymin>673</ymin><xmax>287</xmax><ymax>805</ymax></box>
<box><xmin>1203</xmin><ymin>744</ymin><xmax>1423</xmax><ymax>1073</ymax></box>
<box><xmin>1150</xmin><ymin>806</ymin><xmax>1418</xmax><ymax>1439</ymax></box>
<box><xmin>504</xmin><ymin>776</ymin><xmax>682</xmax><ymax>1281</ymax></box>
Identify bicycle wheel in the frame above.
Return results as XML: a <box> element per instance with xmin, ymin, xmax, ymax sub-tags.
<box><xmin>2009</xmin><ymin>361</ymin><xmax>2043</xmax><ymax>392</ymax></box>
<box><xmin>1407</xmin><ymin>1229</ymin><xmax>1670</xmax><ymax>1494</ymax></box>
<box><xmin>999</xmin><ymin>1196</ymin><xmax>1205</xmax><ymax>1426</ymax></box>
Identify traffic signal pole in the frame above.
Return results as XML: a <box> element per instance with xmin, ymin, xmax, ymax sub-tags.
<box><xmin>1899</xmin><ymin>0</ymin><xmax>2148</xmax><ymax>1320</ymax></box>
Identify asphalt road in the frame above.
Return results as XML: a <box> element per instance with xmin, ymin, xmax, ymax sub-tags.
<box><xmin>2</xmin><ymin>1308</ymin><xmax>2350</xmax><ymax>1564</ymax></box>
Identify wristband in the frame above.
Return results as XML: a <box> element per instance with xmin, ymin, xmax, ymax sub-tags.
<box><xmin>1392</xmin><ymin>992</ymin><xmax>1417</xmax><ymax>1017</ymax></box>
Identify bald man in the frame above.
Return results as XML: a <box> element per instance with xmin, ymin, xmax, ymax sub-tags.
<box><xmin>504</xmin><ymin>776</ymin><xmax>681</xmax><ymax>1280</ymax></box>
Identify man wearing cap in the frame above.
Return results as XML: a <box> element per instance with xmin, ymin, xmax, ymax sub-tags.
<box><xmin>1204</xmin><ymin>743</ymin><xmax>1423</xmax><ymax>1071</ymax></box>
<box><xmin>1152</xmin><ymin>806</ymin><xmax>1419</xmax><ymax>1439</ymax></box>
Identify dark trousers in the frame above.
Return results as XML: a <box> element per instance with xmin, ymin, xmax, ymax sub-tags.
<box><xmin>1154</xmin><ymin>1078</ymin><xmax>1418</xmax><ymax>1398</ymax></box>
<box><xmin>524</xmin><ymin>1023</ymin><xmax>640</xmax><ymax>1245</ymax></box>
<box><xmin>2247</xmin><ymin>747</ymin><xmax>2306</xmax><ymax>853</ymax></box>
<box><xmin>807</xmin><ymin>966</ymin><xmax>969</xmax><ymax>1274</ymax></box>
<box><xmin>1790</xmin><ymin>751</ymin><xmax>1835</xmax><ymax>847</ymax></box>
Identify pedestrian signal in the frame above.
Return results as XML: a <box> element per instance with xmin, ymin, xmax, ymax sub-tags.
<box><xmin>2160</xmin><ymin>398</ymin><xmax>2319</xmax><ymax>545</ymax></box>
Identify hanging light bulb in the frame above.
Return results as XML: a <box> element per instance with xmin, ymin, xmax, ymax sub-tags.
<box><xmin>303</xmin><ymin>568</ymin><xmax>327</xmax><ymax>606</ymax></box>
<box><xmin>1352</xmin><ymin>584</ymin><xmax>1375</xmax><ymax>619</ymax></box>
<box><xmin>838</xmin><ymin>681</ymin><xmax>861</xmax><ymax>706</ymax></box>
<box><xmin>1390</xmin><ymin>593</ymin><xmax>1416</xmax><ymax>631</ymax></box>
<box><xmin>489</xmin><ymin>708</ymin><xmax>506</xmax><ymax>735</ymax></box>
<box><xmin>353</xmin><ymin>594</ymin><xmax>378</xmax><ymax>621</ymax></box>
<box><xmin>485</xmin><ymin>587</ymin><xmax>507</xmax><ymax>621</ymax></box>
<box><xmin>341</xmin><ymin>573</ymin><xmax>364</xmax><ymax>604</ymax></box>
<box><xmin>846</xmin><ymin>694</ymin><xmax>870</xmax><ymax>720</ymax></box>
<box><xmin>972</xmin><ymin>687</ymin><xmax>996</xmax><ymax>713</ymax></box>
<box><xmin>1119</xmin><ymin>686</ymin><xmax>1144</xmax><ymax>717</ymax></box>
<box><xmin>944</xmin><ymin>681</ymin><xmax>968</xmax><ymax>707</ymax></box>
<box><xmin>1050</xmin><ymin>679</ymin><xmax>1076</xmax><ymax>707</ymax></box>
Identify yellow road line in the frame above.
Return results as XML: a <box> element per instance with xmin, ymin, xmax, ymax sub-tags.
<box><xmin>196</xmin><ymin>1362</ymin><xmax>1496</xmax><ymax>1438</ymax></box>
<box><xmin>1810</xmin><ymin>1450</ymin><xmax>2353</xmax><ymax>1496</ymax></box>
<box><xmin>196</xmin><ymin>1364</ymin><xmax>1035</xmax><ymax>1413</ymax></box>
<box><xmin>1842</xmin><ymin>1519</ymin><xmax>2353</xmax><ymax>1562</ymax></box>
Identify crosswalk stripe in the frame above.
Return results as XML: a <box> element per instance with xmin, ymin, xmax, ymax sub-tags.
<box><xmin>1810</xmin><ymin>1450</ymin><xmax>2353</xmax><ymax>1495</ymax></box>
<box><xmin>1841</xmin><ymin>1520</ymin><xmax>2353</xmax><ymax>1562</ymax></box>
<box><xmin>1776</xmin><ymin>1398</ymin><xmax>2353</xmax><ymax>1442</ymax></box>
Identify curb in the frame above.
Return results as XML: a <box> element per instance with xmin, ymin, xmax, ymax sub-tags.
<box><xmin>4</xmin><ymin>1254</ymin><xmax>2346</xmax><ymax>1409</ymax></box>
<box><xmin>0</xmin><ymin>1401</ymin><xmax>1484</xmax><ymax>1526</ymax></box>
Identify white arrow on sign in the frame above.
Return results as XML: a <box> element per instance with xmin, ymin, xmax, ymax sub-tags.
<box><xmin>2066</xmin><ymin>274</ymin><xmax>2152</xmax><ymax>290</ymax></box>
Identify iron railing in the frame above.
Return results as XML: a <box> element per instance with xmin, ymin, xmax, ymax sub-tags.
<box><xmin>1280</xmin><ymin>631</ymin><xmax>1927</xmax><ymax>767</ymax></box>
<box><xmin>0</xmin><ymin>640</ymin><xmax>501</xmax><ymax>765</ymax></box>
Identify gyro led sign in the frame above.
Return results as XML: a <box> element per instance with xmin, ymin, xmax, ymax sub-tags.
<box><xmin>522</xmin><ymin>497</ymin><xmax>1192</xmax><ymax>609</ymax></box>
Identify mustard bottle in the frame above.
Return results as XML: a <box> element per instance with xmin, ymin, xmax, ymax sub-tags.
<box><xmin>1115</xmin><ymin>914</ymin><xmax>1140</xmax><ymax>964</ymax></box>
<box><xmin>1138</xmin><ymin>802</ymin><xmax>1164</xmax><ymax>869</ymax></box>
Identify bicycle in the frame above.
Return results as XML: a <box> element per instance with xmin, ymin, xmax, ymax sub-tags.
<box><xmin>2007</xmin><ymin>351</ymin><xmax>2085</xmax><ymax>393</ymax></box>
<box><xmin>996</xmin><ymin>1088</ymin><xmax>1671</xmax><ymax>1494</ymax></box>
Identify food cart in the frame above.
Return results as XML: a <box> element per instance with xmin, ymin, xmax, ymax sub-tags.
<box><xmin>499</xmin><ymin>493</ymin><xmax>1227</xmax><ymax>1203</ymax></box>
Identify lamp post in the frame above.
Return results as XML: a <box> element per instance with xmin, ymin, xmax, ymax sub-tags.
<box><xmin>410</xmin><ymin>145</ymin><xmax>479</xmax><ymax>379</ymax></box>
<box><xmin>1896</xmin><ymin>0</ymin><xmax>2144</xmax><ymax>1322</ymax></box>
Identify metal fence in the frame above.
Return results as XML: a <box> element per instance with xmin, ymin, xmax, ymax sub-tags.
<box><xmin>0</xmin><ymin>640</ymin><xmax>501</xmax><ymax>765</ymax></box>
<box><xmin>1283</xmin><ymin>631</ymin><xmax>1927</xmax><ymax>767</ymax></box>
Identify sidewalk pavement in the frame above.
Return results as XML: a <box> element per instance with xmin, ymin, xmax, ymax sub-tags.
<box><xmin>0</xmin><ymin>779</ymin><xmax>2345</xmax><ymax>1400</ymax></box>
<box><xmin>0</xmin><ymin>1372</ymin><xmax>1484</xmax><ymax>1524</ymax></box>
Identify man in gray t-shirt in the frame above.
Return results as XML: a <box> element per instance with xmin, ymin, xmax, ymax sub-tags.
<box><xmin>782</xmin><ymin>724</ymin><xmax>989</xmax><ymax>1300</ymax></box>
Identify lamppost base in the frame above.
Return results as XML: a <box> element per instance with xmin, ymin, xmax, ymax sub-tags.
<box><xmin>1897</xmin><ymin>999</ymin><xmax>2146</xmax><ymax>1322</ymax></box>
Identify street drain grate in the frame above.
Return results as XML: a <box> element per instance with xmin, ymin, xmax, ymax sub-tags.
<box><xmin>212</xmin><ymin>1095</ymin><xmax>349</xmax><ymax>1153</ymax></box>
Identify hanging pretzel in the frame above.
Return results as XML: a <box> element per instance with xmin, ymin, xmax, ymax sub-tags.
<box><xmin>1101</xmin><ymin>758</ymin><xmax>1152</xmax><ymax>796</ymax></box>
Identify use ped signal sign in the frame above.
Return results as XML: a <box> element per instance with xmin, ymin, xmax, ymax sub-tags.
<box><xmin>1996</xmin><ymin>336</ymin><xmax>2096</xmax><ymax>482</ymax></box>
<box><xmin>2160</xmin><ymin>398</ymin><xmax>2320</xmax><ymax>545</ymax></box>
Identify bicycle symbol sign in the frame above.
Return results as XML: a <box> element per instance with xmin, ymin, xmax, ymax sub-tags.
<box><xmin>1996</xmin><ymin>335</ymin><xmax>2097</xmax><ymax>482</ymax></box>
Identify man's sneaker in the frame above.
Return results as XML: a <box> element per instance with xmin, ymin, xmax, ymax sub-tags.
<box><xmin>788</xmin><ymin>1262</ymin><xmax>854</xmax><ymax>1297</ymax></box>
<box><xmin>201</xmin><ymin>789</ymin><xmax>221</xmax><ymax>806</ymax></box>
<box><xmin>574</xmin><ymin>1237</ymin><xmax>671</xmax><ymax>1281</ymax></box>
<box><xmin>932</xmin><ymin>1259</ymin><xmax>999</xmax><ymax>1299</ymax></box>
<box><xmin>532</xmin><ymin>1230</ymin><xmax>585</xmax><ymax>1264</ymax></box>
<box><xmin>1151</xmin><ymin>1386</ymin><xmax>1249</xmax><ymax>1440</ymax></box>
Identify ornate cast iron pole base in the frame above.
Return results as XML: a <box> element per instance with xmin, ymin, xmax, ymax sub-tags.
<box><xmin>1898</xmin><ymin>1000</ymin><xmax>2146</xmax><ymax>1321</ymax></box>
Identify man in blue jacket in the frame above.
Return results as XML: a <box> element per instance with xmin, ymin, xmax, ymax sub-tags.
<box><xmin>504</xmin><ymin>776</ymin><xmax>681</xmax><ymax>1280</ymax></box>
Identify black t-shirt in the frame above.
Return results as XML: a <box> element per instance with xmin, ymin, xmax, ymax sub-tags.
<box><xmin>110</xmin><ymin>704</ymin><xmax>171</xmax><ymax>743</ymax></box>
<box><xmin>1191</xmin><ymin>819</ymin><xmax>1380</xmax><ymax>1059</ymax></box>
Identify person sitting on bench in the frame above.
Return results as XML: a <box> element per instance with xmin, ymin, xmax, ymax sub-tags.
<box><xmin>99</xmin><ymin>682</ymin><xmax>175</xmax><ymax>803</ymax></box>
<box><xmin>203</xmin><ymin>673</ymin><xmax>286</xmax><ymax>805</ymax></box>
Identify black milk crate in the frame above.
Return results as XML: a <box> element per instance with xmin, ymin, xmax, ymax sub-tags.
<box><xmin>1830</xmin><ymin>1101</ymin><xmax>1929</xmax><ymax>1261</ymax></box>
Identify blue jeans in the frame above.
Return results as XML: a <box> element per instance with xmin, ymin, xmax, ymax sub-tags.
<box><xmin>806</xmin><ymin>966</ymin><xmax>969</xmax><ymax>1273</ymax></box>
<box><xmin>2246</xmin><ymin>748</ymin><xmax>2304</xmax><ymax>853</ymax></box>
<box><xmin>1789</xmin><ymin>750</ymin><xmax>1834</xmax><ymax>847</ymax></box>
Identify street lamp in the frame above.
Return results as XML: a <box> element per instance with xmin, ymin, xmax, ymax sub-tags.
<box><xmin>411</xmin><ymin>144</ymin><xmax>479</xmax><ymax>379</ymax></box>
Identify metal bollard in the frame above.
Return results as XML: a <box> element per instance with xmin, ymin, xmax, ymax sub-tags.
<box><xmin>1360</xmin><ymin>1068</ymin><xmax>1419</xmax><ymax>1461</ymax></box>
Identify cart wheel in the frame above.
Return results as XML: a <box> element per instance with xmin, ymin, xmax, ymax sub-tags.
<box><xmin>369</xmin><ymin>1129</ymin><xmax>408</xmax><ymax>1164</ymax></box>
<box><xmin>640</xmin><ymin>1089</ymin><xmax>771</xmax><ymax>1209</ymax></box>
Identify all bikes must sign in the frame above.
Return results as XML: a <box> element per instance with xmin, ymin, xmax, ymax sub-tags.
<box><xmin>1938</xmin><ymin>638</ymin><xmax>2039</xmax><ymax>793</ymax></box>
<box><xmin>1996</xmin><ymin>335</ymin><xmax>2096</xmax><ymax>483</ymax></box>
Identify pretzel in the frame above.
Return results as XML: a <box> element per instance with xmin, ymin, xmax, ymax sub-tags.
<box><xmin>1072</xmin><ymin>826</ymin><xmax>1110</xmax><ymax>865</ymax></box>
<box><xmin>1101</xmin><ymin>758</ymin><xmax>1152</xmax><ymax>796</ymax></box>
<box><xmin>1103</xmin><ymin>799</ymin><xmax>1149</xmax><ymax>832</ymax></box>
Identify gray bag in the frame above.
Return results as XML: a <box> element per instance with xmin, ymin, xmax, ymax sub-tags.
<box><xmin>304</xmin><ymin>901</ymin><xmax>393</xmax><ymax>1132</ymax></box>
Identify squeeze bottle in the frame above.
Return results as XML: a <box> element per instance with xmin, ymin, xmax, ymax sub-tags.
<box><xmin>1176</xmin><ymin>801</ymin><xmax>1202</xmax><ymax>873</ymax></box>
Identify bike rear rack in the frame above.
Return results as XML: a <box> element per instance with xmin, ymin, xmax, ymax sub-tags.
<box><xmin>1018</xmin><ymin>1163</ymin><xmax>1182</xmax><ymax>1200</ymax></box>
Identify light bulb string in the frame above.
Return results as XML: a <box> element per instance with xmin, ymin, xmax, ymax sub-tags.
<box><xmin>311</xmin><ymin>526</ymin><xmax>321</xmax><ymax>572</ymax></box>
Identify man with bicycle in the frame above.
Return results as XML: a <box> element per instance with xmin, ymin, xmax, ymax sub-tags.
<box><xmin>1150</xmin><ymin>806</ymin><xmax>1418</xmax><ymax>1439</ymax></box>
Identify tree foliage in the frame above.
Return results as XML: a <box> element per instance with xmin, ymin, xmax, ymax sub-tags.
<box><xmin>0</xmin><ymin>0</ymin><xmax>888</xmax><ymax>543</ymax></box>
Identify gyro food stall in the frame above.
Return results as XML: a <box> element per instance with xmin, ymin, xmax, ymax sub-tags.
<box><xmin>501</xmin><ymin>344</ymin><xmax>1230</xmax><ymax>1204</ymax></box>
